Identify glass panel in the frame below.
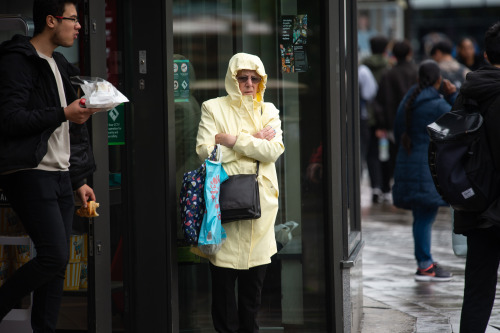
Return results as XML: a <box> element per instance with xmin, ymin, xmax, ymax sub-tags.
<box><xmin>345</xmin><ymin>0</ymin><xmax>361</xmax><ymax>255</ymax></box>
<box><xmin>174</xmin><ymin>0</ymin><xmax>327</xmax><ymax>331</ymax></box>
<box><xmin>105</xmin><ymin>0</ymin><xmax>127</xmax><ymax>331</ymax></box>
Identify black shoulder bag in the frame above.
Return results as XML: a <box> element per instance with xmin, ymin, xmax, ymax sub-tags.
<box><xmin>219</xmin><ymin>161</ymin><xmax>261</xmax><ymax>223</ymax></box>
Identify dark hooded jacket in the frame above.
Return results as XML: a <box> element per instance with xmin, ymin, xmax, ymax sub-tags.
<box><xmin>453</xmin><ymin>65</ymin><xmax>500</xmax><ymax>234</ymax></box>
<box><xmin>0</xmin><ymin>35</ymin><xmax>95</xmax><ymax>189</ymax></box>
<box><xmin>374</xmin><ymin>60</ymin><xmax>418</xmax><ymax>131</ymax></box>
<box><xmin>392</xmin><ymin>86</ymin><xmax>453</xmax><ymax>210</ymax></box>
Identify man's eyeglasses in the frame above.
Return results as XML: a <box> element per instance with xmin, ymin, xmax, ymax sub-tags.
<box><xmin>54</xmin><ymin>16</ymin><xmax>79</xmax><ymax>24</ymax></box>
<box><xmin>236</xmin><ymin>76</ymin><xmax>262</xmax><ymax>84</ymax></box>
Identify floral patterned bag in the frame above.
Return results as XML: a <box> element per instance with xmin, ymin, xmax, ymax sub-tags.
<box><xmin>179</xmin><ymin>146</ymin><xmax>219</xmax><ymax>245</ymax></box>
<box><xmin>179</xmin><ymin>163</ymin><xmax>207</xmax><ymax>245</ymax></box>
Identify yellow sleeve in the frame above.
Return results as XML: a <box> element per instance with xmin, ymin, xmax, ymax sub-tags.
<box><xmin>232</xmin><ymin>104</ymin><xmax>285</xmax><ymax>163</ymax></box>
<box><xmin>195</xmin><ymin>102</ymin><xmax>241</xmax><ymax>163</ymax></box>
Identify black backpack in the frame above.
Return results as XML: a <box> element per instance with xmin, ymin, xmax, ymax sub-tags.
<box><xmin>427</xmin><ymin>97</ymin><xmax>500</xmax><ymax>212</ymax></box>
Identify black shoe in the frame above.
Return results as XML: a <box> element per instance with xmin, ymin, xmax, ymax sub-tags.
<box><xmin>372</xmin><ymin>189</ymin><xmax>382</xmax><ymax>204</ymax></box>
<box><xmin>415</xmin><ymin>263</ymin><xmax>453</xmax><ymax>282</ymax></box>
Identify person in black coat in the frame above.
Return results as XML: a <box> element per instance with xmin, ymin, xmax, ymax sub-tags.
<box><xmin>0</xmin><ymin>1</ymin><xmax>102</xmax><ymax>331</ymax></box>
<box><xmin>374</xmin><ymin>40</ymin><xmax>418</xmax><ymax>200</ymax></box>
<box><xmin>453</xmin><ymin>22</ymin><xmax>500</xmax><ymax>333</ymax></box>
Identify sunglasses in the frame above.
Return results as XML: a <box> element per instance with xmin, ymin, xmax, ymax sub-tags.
<box><xmin>236</xmin><ymin>76</ymin><xmax>262</xmax><ymax>84</ymax></box>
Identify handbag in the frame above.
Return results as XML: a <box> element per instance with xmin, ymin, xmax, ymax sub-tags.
<box><xmin>219</xmin><ymin>161</ymin><xmax>261</xmax><ymax>223</ymax></box>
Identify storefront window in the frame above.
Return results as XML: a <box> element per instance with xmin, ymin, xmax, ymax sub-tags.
<box><xmin>174</xmin><ymin>0</ymin><xmax>328</xmax><ymax>330</ymax></box>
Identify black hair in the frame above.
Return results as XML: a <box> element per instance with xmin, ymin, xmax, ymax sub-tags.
<box><xmin>401</xmin><ymin>60</ymin><xmax>441</xmax><ymax>154</ymax></box>
<box><xmin>392</xmin><ymin>40</ymin><xmax>411</xmax><ymax>62</ymax></box>
<box><xmin>33</xmin><ymin>0</ymin><xmax>78</xmax><ymax>36</ymax></box>
<box><xmin>369</xmin><ymin>36</ymin><xmax>389</xmax><ymax>55</ymax></box>
<box><xmin>485</xmin><ymin>22</ymin><xmax>500</xmax><ymax>65</ymax></box>
<box><xmin>458</xmin><ymin>36</ymin><xmax>475</xmax><ymax>48</ymax></box>
<box><xmin>430</xmin><ymin>40</ymin><xmax>453</xmax><ymax>56</ymax></box>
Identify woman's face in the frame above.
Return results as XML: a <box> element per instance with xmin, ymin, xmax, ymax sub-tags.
<box><xmin>236</xmin><ymin>70</ymin><xmax>261</xmax><ymax>99</ymax></box>
<box><xmin>458</xmin><ymin>39</ymin><xmax>475</xmax><ymax>61</ymax></box>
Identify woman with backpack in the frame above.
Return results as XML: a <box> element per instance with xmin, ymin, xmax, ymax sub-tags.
<box><xmin>392</xmin><ymin>60</ymin><xmax>457</xmax><ymax>282</ymax></box>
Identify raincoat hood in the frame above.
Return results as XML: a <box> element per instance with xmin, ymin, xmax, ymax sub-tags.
<box><xmin>225</xmin><ymin>53</ymin><xmax>268</xmax><ymax>103</ymax></box>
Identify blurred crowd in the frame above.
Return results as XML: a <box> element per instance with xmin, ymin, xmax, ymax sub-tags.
<box><xmin>358</xmin><ymin>34</ymin><xmax>486</xmax><ymax>204</ymax></box>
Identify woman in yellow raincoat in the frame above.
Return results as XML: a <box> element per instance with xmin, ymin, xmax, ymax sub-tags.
<box><xmin>196</xmin><ymin>53</ymin><xmax>284</xmax><ymax>332</ymax></box>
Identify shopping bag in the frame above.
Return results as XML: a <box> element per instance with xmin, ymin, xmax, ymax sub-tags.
<box><xmin>198</xmin><ymin>145</ymin><xmax>229</xmax><ymax>255</ymax></box>
<box><xmin>179</xmin><ymin>162</ymin><xmax>207</xmax><ymax>245</ymax></box>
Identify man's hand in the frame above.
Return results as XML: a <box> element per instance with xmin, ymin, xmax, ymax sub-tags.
<box><xmin>76</xmin><ymin>184</ymin><xmax>96</xmax><ymax>208</ymax></box>
<box><xmin>215</xmin><ymin>133</ymin><xmax>237</xmax><ymax>148</ymax></box>
<box><xmin>253</xmin><ymin>126</ymin><xmax>276</xmax><ymax>141</ymax></box>
<box><xmin>64</xmin><ymin>99</ymin><xmax>104</xmax><ymax>124</ymax></box>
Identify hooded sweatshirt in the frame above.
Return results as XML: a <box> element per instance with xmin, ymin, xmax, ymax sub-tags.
<box><xmin>0</xmin><ymin>34</ymin><xmax>95</xmax><ymax>188</ymax></box>
<box><xmin>196</xmin><ymin>53</ymin><xmax>285</xmax><ymax>269</ymax></box>
<box><xmin>452</xmin><ymin>66</ymin><xmax>500</xmax><ymax>234</ymax></box>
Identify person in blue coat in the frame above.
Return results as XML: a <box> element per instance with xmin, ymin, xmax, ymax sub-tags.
<box><xmin>392</xmin><ymin>60</ymin><xmax>457</xmax><ymax>282</ymax></box>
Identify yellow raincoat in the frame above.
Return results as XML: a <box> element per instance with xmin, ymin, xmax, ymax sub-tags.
<box><xmin>196</xmin><ymin>53</ymin><xmax>285</xmax><ymax>269</ymax></box>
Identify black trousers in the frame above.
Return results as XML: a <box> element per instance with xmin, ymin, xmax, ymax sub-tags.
<box><xmin>210</xmin><ymin>263</ymin><xmax>268</xmax><ymax>333</ymax></box>
<box><xmin>0</xmin><ymin>170</ymin><xmax>74</xmax><ymax>333</ymax></box>
<box><xmin>380</xmin><ymin>139</ymin><xmax>397</xmax><ymax>194</ymax></box>
<box><xmin>366</xmin><ymin>126</ymin><xmax>382</xmax><ymax>190</ymax></box>
<box><xmin>460</xmin><ymin>226</ymin><xmax>500</xmax><ymax>333</ymax></box>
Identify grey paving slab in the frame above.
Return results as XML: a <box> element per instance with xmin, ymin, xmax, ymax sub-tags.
<box><xmin>359</xmin><ymin>178</ymin><xmax>500</xmax><ymax>333</ymax></box>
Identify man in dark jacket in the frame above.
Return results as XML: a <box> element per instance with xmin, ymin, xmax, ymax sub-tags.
<box><xmin>362</xmin><ymin>35</ymin><xmax>391</xmax><ymax>203</ymax></box>
<box><xmin>431</xmin><ymin>40</ymin><xmax>470</xmax><ymax>90</ymax></box>
<box><xmin>0</xmin><ymin>1</ymin><xmax>102</xmax><ymax>331</ymax></box>
<box><xmin>374</xmin><ymin>40</ymin><xmax>418</xmax><ymax>200</ymax></box>
<box><xmin>453</xmin><ymin>22</ymin><xmax>500</xmax><ymax>333</ymax></box>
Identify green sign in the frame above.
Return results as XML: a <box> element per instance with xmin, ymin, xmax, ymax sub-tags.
<box><xmin>108</xmin><ymin>103</ymin><xmax>125</xmax><ymax>145</ymax></box>
<box><xmin>174</xmin><ymin>59</ymin><xmax>190</xmax><ymax>102</ymax></box>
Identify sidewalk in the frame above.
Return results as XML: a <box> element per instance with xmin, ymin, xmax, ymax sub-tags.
<box><xmin>358</xmin><ymin>186</ymin><xmax>500</xmax><ymax>333</ymax></box>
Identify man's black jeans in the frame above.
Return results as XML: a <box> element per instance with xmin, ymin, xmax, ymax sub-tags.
<box><xmin>460</xmin><ymin>226</ymin><xmax>500</xmax><ymax>333</ymax></box>
<box><xmin>0</xmin><ymin>170</ymin><xmax>74</xmax><ymax>333</ymax></box>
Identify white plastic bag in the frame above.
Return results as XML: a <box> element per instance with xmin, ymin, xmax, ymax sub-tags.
<box><xmin>275</xmin><ymin>221</ymin><xmax>299</xmax><ymax>249</ymax></box>
<box><xmin>71</xmin><ymin>76</ymin><xmax>129</xmax><ymax>110</ymax></box>
<box><xmin>451</xmin><ymin>209</ymin><xmax>467</xmax><ymax>257</ymax></box>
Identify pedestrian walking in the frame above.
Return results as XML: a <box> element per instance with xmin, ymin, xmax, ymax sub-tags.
<box><xmin>373</xmin><ymin>40</ymin><xmax>418</xmax><ymax>201</ymax></box>
<box><xmin>0</xmin><ymin>0</ymin><xmax>102</xmax><ymax>331</ymax></box>
<box><xmin>362</xmin><ymin>35</ymin><xmax>391</xmax><ymax>203</ymax></box>
<box><xmin>452</xmin><ymin>22</ymin><xmax>500</xmax><ymax>333</ymax></box>
<box><xmin>392</xmin><ymin>60</ymin><xmax>456</xmax><ymax>282</ymax></box>
<box><xmin>359</xmin><ymin>64</ymin><xmax>378</xmax><ymax>166</ymax></box>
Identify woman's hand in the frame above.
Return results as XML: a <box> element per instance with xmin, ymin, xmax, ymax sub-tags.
<box><xmin>215</xmin><ymin>133</ymin><xmax>237</xmax><ymax>148</ymax></box>
<box><xmin>253</xmin><ymin>126</ymin><xmax>276</xmax><ymax>141</ymax></box>
<box><xmin>441</xmin><ymin>79</ymin><xmax>457</xmax><ymax>96</ymax></box>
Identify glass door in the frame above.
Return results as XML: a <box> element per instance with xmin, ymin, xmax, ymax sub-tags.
<box><xmin>173</xmin><ymin>0</ymin><xmax>330</xmax><ymax>331</ymax></box>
